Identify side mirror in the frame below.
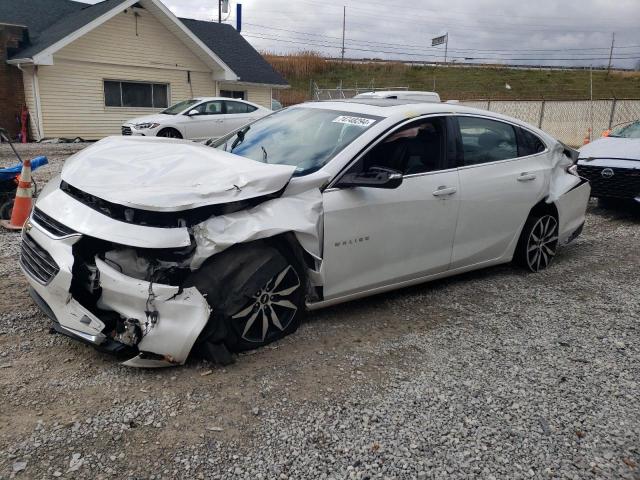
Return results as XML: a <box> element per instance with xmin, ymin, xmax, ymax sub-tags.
<box><xmin>336</xmin><ymin>167</ymin><xmax>403</xmax><ymax>189</ymax></box>
<box><xmin>186</xmin><ymin>109</ymin><xmax>200</xmax><ymax>116</ymax></box>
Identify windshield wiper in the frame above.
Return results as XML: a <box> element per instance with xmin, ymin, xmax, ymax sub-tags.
<box><xmin>231</xmin><ymin>126</ymin><xmax>250</xmax><ymax>151</ymax></box>
<box><xmin>261</xmin><ymin>146</ymin><xmax>268</xmax><ymax>163</ymax></box>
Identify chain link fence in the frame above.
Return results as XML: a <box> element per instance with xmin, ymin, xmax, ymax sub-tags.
<box><xmin>460</xmin><ymin>99</ymin><xmax>640</xmax><ymax>147</ymax></box>
<box><xmin>310</xmin><ymin>83</ymin><xmax>640</xmax><ymax>147</ymax></box>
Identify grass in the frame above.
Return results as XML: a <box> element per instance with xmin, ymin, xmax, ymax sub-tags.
<box><xmin>265</xmin><ymin>52</ymin><xmax>640</xmax><ymax>106</ymax></box>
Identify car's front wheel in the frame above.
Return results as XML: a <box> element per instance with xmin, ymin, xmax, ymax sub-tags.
<box><xmin>157</xmin><ymin>128</ymin><xmax>183</xmax><ymax>139</ymax></box>
<box><xmin>185</xmin><ymin>240</ymin><xmax>306</xmax><ymax>359</ymax></box>
<box><xmin>515</xmin><ymin>213</ymin><xmax>559</xmax><ymax>272</ymax></box>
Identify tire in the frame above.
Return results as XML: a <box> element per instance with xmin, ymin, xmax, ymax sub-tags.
<box><xmin>185</xmin><ymin>240</ymin><xmax>306</xmax><ymax>355</ymax></box>
<box><xmin>598</xmin><ymin>197</ymin><xmax>618</xmax><ymax>209</ymax></box>
<box><xmin>157</xmin><ymin>128</ymin><xmax>183</xmax><ymax>139</ymax></box>
<box><xmin>514</xmin><ymin>213</ymin><xmax>559</xmax><ymax>272</ymax></box>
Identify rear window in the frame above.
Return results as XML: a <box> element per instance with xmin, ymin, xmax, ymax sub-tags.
<box><xmin>518</xmin><ymin>128</ymin><xmax>546</xmax><ymax>156</ymax></box>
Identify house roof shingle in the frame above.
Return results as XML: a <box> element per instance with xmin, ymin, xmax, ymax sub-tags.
<box><xmin>179</xmin><ymin>18</ymin><xmax>286</xmax><ymax>86</ymax></box>
<box><xmin>0</xmin><ymin>0</ymin><xmax>287</xmax><ymax>86</ymax></box>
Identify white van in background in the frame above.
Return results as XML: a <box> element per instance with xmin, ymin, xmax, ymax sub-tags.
<box><xmin>354</xmin><ymin>91</ymin><xmax>441</xmax><ymax>102</ymax></box>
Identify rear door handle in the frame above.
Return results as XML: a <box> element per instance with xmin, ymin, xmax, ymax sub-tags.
<box><xmin>518</xmin><ymin>173</ymin><xmax>537</xmax><ymax>182</ymax></box>
<box><xmin>432</xmin><ymin>186</ymin><xmax>457</xmax><ymax>197</ymax></box>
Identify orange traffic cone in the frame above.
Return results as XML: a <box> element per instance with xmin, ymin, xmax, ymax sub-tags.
<box><xmin>582</xmin><ymin>128</ymin><xmax>591</xmax><ymax>145</ymax></box>
<box><xmin>1</xmin><ymin>158</ymin><xmax>33</xmax><ymax>231</ymax></box>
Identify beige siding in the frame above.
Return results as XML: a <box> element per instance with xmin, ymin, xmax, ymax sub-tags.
<box><xmin>219</xmin><ymin>83</ymin><xmax>273</xmax><ymax>109</ymax></box>
<box><xmin>38</xmin><ymin>8</ymin><xmax>217</xmax><ymax>139</ymax></box>
<box><xmin>27</xmin><ymin>7</ymin><xmax>278</xmax><ymax>139</ymax></box>
<box><xmin>38</xmin><ymin>59</ymin><xmax>215</xmax><ymax>138</ymax></box>
<box><xmin>56</xmin><ymin>8</ymin><xmax>211</xmax><ymax>73</ymax></box>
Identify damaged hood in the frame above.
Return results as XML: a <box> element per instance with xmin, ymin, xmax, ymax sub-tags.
<box><xmin>579</xmin><ymin>137</ymin><xmax>640</xmax><ymax>162</ymax></box>
<box><xmin>60</xmin><ymin>136</ymin><xmax>297</xmax><ymax>211</ymax></box>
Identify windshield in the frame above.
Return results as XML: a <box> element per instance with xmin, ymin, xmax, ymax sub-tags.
<box><xmin>609</xmin><ymin>121</ymin><xmax>640</xmax><ymax>139</ymax></box>
<box><xmin>162</xmin><ymin>99</ymin><xmax>200</xmax><ymax>115</ymax></box>
<box><xmin>214</xmin><ymin>107</ymin><xmax>382</xmax><ymax>176</ymax></box>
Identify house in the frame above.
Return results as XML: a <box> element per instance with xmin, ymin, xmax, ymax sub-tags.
<box><xmin>0</xmin><ymin>0</ymin><xmax>288</xmax><ymax>140</ymax></box>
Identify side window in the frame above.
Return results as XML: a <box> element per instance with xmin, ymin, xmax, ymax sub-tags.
<box><xmin>458</xmin><ymin>116</ymin><xmax>517</xmax><ymax>165</ymax></box>
<box><xmin>224</xmin><ymin>101</ymin><xmax>250</xmax><ymax>114</ymax></box>
<box><xmin>517</xmin><ymin>127</ymin><xmax>546</xmax><ymax>156</ymax></box>
<box><xmin>360</xmin><ymin>117</ymin><xmax>446</xmax><ymax>175</ymax></box>
<box><xmin>194</xmin><ymin>101</ymin><xmax>223</xmax><ymax>115</ymax></box>
<box><xmin>220</xmin><ymin>89</ymin><xmax>246</xmax><ymax>100</ymax></box>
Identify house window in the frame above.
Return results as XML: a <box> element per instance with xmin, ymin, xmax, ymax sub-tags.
<box><xmin>104</xmin><ymin>81</ymin><xmax>169</xmax><ymax>108</ymax></box>
<box><xmin>220</xmin><ymin>89</ymin><xmax>246</xmax><ymax>100</ymax></box>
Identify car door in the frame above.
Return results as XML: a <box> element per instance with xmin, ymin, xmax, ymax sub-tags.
<box><xmin>322</xmin><ymin>116</ymin><xmax>460</xmax><ymax>300</ymax></box>
<box><xmin>450</xmin><ymin>115</ymin><xmax>549</xmax><ymax>269</ymax></box>
<box><xmin>219</xmin><ymin>100</ymin><xmax>257</xmax><ymax>135</ymax></box>
<box><xmin>184</xmin><ymin>100</ymin><xmax>225</xmax><ymax>140</ymax></box>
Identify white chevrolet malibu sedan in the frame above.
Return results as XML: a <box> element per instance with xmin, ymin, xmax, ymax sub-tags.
<box><xmin>22</xmin><ymin>99</ymin><xmax>590</xmax><ymax>367</ymax></box>
<box><xmin>121</xmin><ymin>97</ymin><xmax>271</xmax><ymax>141</ymax></box>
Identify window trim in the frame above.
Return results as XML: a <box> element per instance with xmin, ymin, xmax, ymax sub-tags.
<box><xmin>327</xmin><ymin>113</ymin><xmax>458</xmax><ymax>190</ymax></box>
<box><xmin>190</xmin><ymin>99</ymin><xmax>225</xmax><ymax>116</ymax></box>
<box><xmin>452</xmin><ymin>114</ymin><xmax>549</xmax><ymax>170</ymax></box>
<box><xmin>223</xmin><ymin>99</ymin><xmax>256</xmax><ymax>114</ymax></box>
<box><xmin>220</xmin><ymin>89</ymin><xmax>247</xmax><ymax>100</ymax></box>
<box><xmin>102</xmin><ymin>79</ymin><xmax>170</xmax><ymax>109</ymax></box>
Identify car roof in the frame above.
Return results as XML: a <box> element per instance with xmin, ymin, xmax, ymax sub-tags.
<box><xmin>301</xmin><ymin>99</ymin><xmax>475</xmax><ymax>116</ymax></box>
<box><xmin>193</xmin><ymin>97</ymin><xmax>254</xmax><ymax>103</ymax></box>
<box><xmin>297</xmin><ymin>99</ymin><xmax>556</xmax><ymax>143</ymax></box>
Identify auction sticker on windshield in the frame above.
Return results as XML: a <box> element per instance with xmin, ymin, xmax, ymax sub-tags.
<box><xmin>333</xmin><ymin>116</ymin><xmax>376</xmax><ymax>127</ymax></box>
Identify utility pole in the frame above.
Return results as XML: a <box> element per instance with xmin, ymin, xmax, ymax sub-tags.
<box><xmin>590</xmin><ymin>64</ymin><xmax>594</xmax><ymax>141</ymax></box>
<box><xmin>606</xmin><ymin>32</ymin><xmax>615</xmax><ymax>75</ymax></box>
<box><xmin>341</xmin><ymin>6</ymin><xmax>346</xmax><ymax>62</ymax></box>
<box><xmin>218</xmin><ymin>0</ymin><xmax>222</xmax><ymax>23</ymax></box>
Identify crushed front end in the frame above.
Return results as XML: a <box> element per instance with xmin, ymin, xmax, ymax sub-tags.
<box><xmin>21</xmin><ymin>204</ymin><xmax>210</xmax><ymax>368</ymax></box>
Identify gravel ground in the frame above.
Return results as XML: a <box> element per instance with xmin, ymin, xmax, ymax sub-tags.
<box><xmin>0</xmin><ymin>143</ymin><xmax>639</xmax><ymax>479</ymax></box>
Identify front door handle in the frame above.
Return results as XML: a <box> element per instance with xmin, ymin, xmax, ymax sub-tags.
<box><xmin>517</xmin><ymin>173</ymin><xmax>537</xmax><ymax>182</ymax></box>
<box><xmin>432</xmin><ymin>186</ymin><xmax>457</xmax><ymax>197</ymax></box>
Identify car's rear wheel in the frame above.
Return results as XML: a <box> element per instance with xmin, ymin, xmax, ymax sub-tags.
<box><xmin>185</xmin><ymin>240</ymin><xmax>306</xmax><ymax>360</ymax></box>
<box><xmin>157</xmin><ymin>128</ymin><xmax>182</xmax><ymax>139</ymax></box>
<box><xmin>515</xmin><ymin>213</ymin><xmax>559</xmax><ymax>272</ymax></box>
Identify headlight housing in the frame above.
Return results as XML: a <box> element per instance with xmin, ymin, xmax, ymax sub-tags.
<box><xmin>134</xmin><ymin>122</ymin><xmax>161</xmax><ymax>130</ymax></box>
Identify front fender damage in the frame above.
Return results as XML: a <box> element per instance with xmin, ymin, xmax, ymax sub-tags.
<box><xmin>190</xmin><ymin>173</ymin><xmax>329</xmax><ymax>270</ymax></box>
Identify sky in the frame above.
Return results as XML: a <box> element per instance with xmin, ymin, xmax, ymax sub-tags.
<box><xmin>87</xmin><ymin>0</ymin><xmax>640</xmax><ymax>69</ymax></box>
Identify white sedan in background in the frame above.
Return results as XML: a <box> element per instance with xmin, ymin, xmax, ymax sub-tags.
<box><xmin>121</xmin><ymin>97</ymin><xmax>271</xmax><ymax>141</ymax></box>
<box><xmin>577</xmin><ymin>120</ymin><xmax>640</xmax><ymax>205</ymax></box>
<box><xmin>23</xmin><ymin>98</ymin><xmax>590</xmax><ymax>368</ymax></box>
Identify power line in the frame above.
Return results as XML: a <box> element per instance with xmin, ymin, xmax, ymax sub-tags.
<box><xmin>244</xmin><ymin>33</ymin><xmax>640</xmax><ymax>61</ymax></box>
<box><xmin>253</xmin><ymin>0</ymin><xmax>638</xmax><ymax>34</ymax></box>
<box><xmin>244</xmin><ymin>23</ymin><xmax>640</xmax><ymax>55</ymax></box>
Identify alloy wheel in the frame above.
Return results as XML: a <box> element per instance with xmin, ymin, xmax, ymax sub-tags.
<box><xmin>526</xmin><ymin>215</ymin><xmax>558</xmax><ymax>272</ymax></box>
<box><xmin>232</xmin><ymin>265</ymin><xmax>301</xmax><ymax>343</ymax></box>
<box><xmin>159</xmin><ymin>129</ymin><xmax>180</xmax><ymax>138</ymax></box>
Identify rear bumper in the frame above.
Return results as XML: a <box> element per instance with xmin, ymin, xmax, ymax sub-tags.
<box><xmin>556</xmin><ymin>180</ymin><xmax>591</xmax><ymax>245</ymax></box>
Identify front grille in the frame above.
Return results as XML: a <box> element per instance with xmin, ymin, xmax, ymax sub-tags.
<box><xmin>20</xmin><ymin>234</ymin><xmax>60</xmax><ymax>285</ymax></box>
<box><xmin>122</xmin><ymin>126</ymin><xmax>132</xmax><ymax>136</ymax></box>
<box><xmin>577</xmin><ymin>165</ymin><xmax>640</xmax><ymax>199</ymax></box>
<box><xmin>32</xmin><ymin>208</ymin><xmax>77</xmax><ymax>237</ymax></box>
